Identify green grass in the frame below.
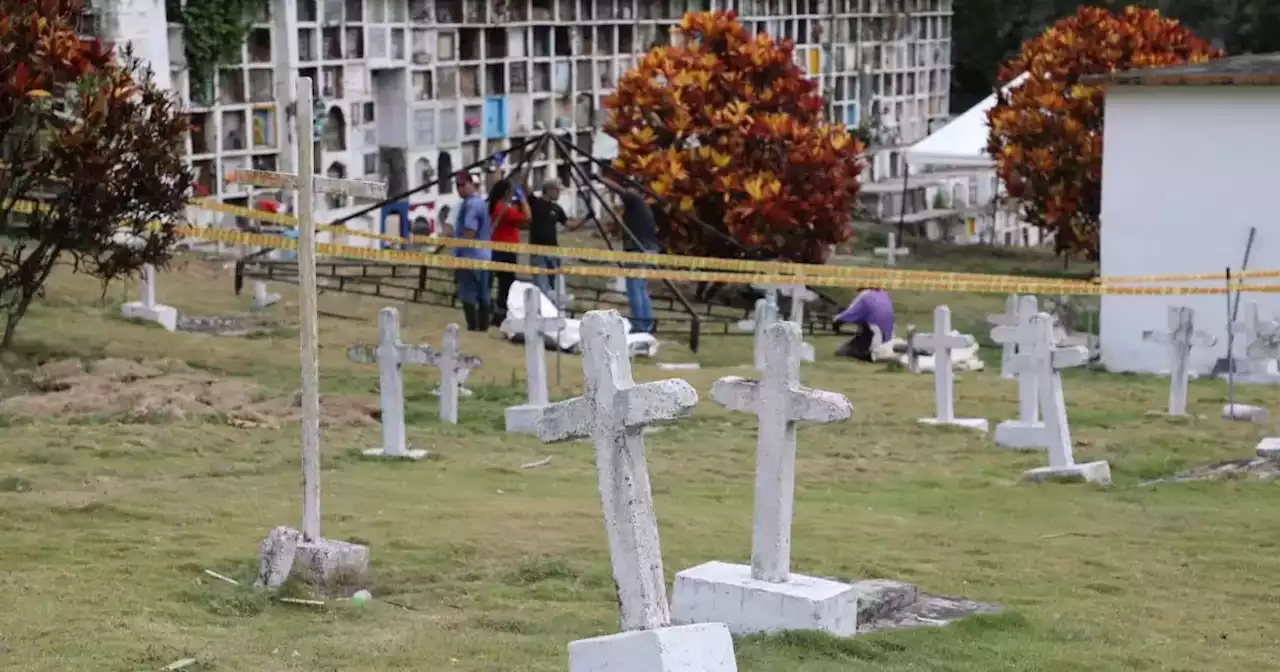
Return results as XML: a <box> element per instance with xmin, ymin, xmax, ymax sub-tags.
<box><xmin>0</xmin><ymin>259</ymin><xmax>1276</xmax><ymax>671</ymax></box>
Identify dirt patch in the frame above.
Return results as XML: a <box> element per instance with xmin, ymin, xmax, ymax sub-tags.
<box><xmin>177</xmin><ymin>314</ymin><xmax>282</xmax><ymax>337</ymax></box>
<box><xmin>1</xmin><ymin>357</ymin><xmax>377</xmax><ymax>428</ymax></box>
<box><xmin>1141</xmin><ymin>457</ymin><xmax>1280</xmax><ymax>485</ymax></box>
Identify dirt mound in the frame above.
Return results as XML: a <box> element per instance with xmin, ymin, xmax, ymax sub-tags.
<box><xmin>1</xmin><ymin>357</ymin><xmax>378</xmax><ymax>428</ymax></box>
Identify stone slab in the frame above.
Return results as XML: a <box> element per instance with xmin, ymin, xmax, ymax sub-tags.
<box><xmin>293</xmin><ymin>538</ymin><xmax>370</xmax><ymax>597</ymax></box>
<box><xmin>670</xmin><ymin>561</ymin><xmax>857</xmax><ymax>636</ymax></box>
<box><xmin>255</xmin><ymin>525</ymin><xmax>302</xmax><ymax>588</ymax></box>
<box><xmin>121</xmin><ymin>301</ymin><xmax>178</xmax><ymax>332</ymax></box>
<box><xmin>1022</xmin><ymin>460</ymin><xmax>1112</xmax><ymax>485</ymax></box>
<box><xmin>568</xmin><ymin>622</ymin><xmax>738</xmax><ymax>672</ymax></box>
<box><xmin>362</xmin><ymin>447</ymin><xmax>429</xmax><ymax>460</ymax></box>
<box><xmin>1222</xmin><ymin>403</ymin><xmax>1268</xmax><ymax>423</ymax></box>
<box><xmin>994</xmin><ymin>420</ymin><xmax>1047</xmax><ymax>450</ymax></box>
<box><xmin>505</xmin><ymin>403</ymin><xmax>546</xmax><ymax>434</ymax></box>
<box><xmin>918</xmin><ymin>417</ymin><xmax>989</xmax><ymax>433</ymax></box>
<box><xmin>1256</xmin><ymin>437</ymin><xmax>1280</xmax><ymax>460</ymax></box>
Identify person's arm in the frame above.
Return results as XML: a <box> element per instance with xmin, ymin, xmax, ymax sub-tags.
<box><xmin>459</xmin><ymin>205</ymin><xmax>479</xmax><ymax>240</ymax></box>
<box><xmin>834</xmin><ymin>291</ymin><xmax>870</xmax><ymax>325</ymax></box>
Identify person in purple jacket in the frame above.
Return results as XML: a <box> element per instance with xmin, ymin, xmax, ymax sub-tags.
<box><xmin>833</xmin><ymin>287</ymin><xmax>895</xmax><ymax>362</ymax></box>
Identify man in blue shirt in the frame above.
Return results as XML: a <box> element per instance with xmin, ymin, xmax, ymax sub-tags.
<box><xmin>451</xmin><ymin>173</ymin><xmax>493</xmax><ymax>331</ymax></box>
<box><xmin>599</xmin><ymin>174</ymin><xmax>658</xmax><ymax>334</ymax></box>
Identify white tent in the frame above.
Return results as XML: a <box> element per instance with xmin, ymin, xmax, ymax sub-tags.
<box><xmin>905</xmin><ymin>72</ymin><xmax>1029</xmax><ymax>168</ymax></box>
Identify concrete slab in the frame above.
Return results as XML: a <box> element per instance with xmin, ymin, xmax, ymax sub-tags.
<box><xmin>670</xmin><ymin>561</ymin><xmax>856</xmax><ymax>636</ymax></box>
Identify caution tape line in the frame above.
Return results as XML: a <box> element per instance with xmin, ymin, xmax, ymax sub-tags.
<box><xmin>180</xmin><ymin>226</ymin><xmax>1278</xmax><ymax>297</ymax></box>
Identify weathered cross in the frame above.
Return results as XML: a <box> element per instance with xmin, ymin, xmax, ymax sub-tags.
<box><xmin>431</xmin><ymin>324</ymin><xmax>482</xmax><ymax>425</ymax></box>
<box><xmin>1143</xmin><ymin>306</ymin><xmax>1215</xmax><ymax>415</ymax></box>
<box><xmin>751</xmin><ymin>297</ymin><xmax>779</xmax><ymax>372</ymax></box>
<box><xmin>230</xmin><ymin>77</ymin><xmax>387</xmax><ymax>542</ymax></box>
<box><xmin>753</xmin><ymin>283</ymin><xmax>818</xmax><ymax>361</ymax></box>
<box><xmin>121</xmin><ymin>262</ymin><xmax>178</xmax><ymax>332</ymax></box>
<box><xmin>986</xmin><ymin>294</ymin><xmax>1021</xmax><ymax>379</ymax></box>
<box><xmin>990</xmin><ymin>294</ymin><xmax>1044</xmax><ymax>448</ymax></box>
<box><xmin>505</xmin><ymin>286</ymin><xmax>566</xmax><ymax>407</ymax></box>
<box><xmin>916</xmin><ymin>305</ymin><xmax>987</xmax><ymax>431</ymax></box>
<box><xmin>535</xmin><ymin>310</ymin><xmax>699</xmax><ymax>632</ymax></box>
<box><xmin>1018</xmin><ymin>313</ymin><xmax>1090</xmax><ymax>470</ymax></box>
<box><xmin>1232</xmin><ymin>301</ymin><xmax>1280</xmax><ymax>365</ymax></box>
<box><xmin>873</xmin><ymin>232</ymin><xmax>909</xmax><ymax>266</ymax></box>
<box><xmin>710</xmin><ymin>321</ymin><xmax>851</xmax><ymax>582</ymax></box>
<box><xmin>345</xmin><ymin>307</ymin><xmax>433</xmax><ymax>459</ymax></box>
<box><xmin>252</xmin><ymin>281</ymin><xmax>281</xmax><ymax>311</ymax></box>
<box><xmin>139</xmin><ymin>263</ymin><xmax>157</xmax><ymax>308</ymax></box>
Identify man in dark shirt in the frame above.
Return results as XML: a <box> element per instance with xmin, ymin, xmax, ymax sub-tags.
<box><xmin>599</xmin><ymin>175</ymin><xmax>658</xmax><ymax>333</ymax></box>
<box><xmin>527</xmin><ymin>179</ymin><xmax>577</xmax><ymax>300</ymax></box>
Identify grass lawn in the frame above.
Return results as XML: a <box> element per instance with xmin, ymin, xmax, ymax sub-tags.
<box><xmin>0</xmin><ymin>257</ymin><xmax>1275</xmax><ymax>672</ymax></box>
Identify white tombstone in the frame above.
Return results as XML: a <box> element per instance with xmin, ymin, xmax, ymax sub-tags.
<box><xmin>503</xmin><ymin>286</ymin><xmax>567</xmax><ymax>434</ymax></box>
<box><xmin>987</xmin><ymin>294</ymin><xmax>1020</xmax><ymax>380</ymax></box>
<box><xmin>990</xmin><ymin>295</ymin><xmax>1047</xmax><ymax>450</ymax></box>
<box><xmin>121</xmin><ymin>263</ymin><xmax>178</xmax><ymax>332</ymax></box>
<box><xmin>873</xmin><ymin>232</ymin><xmax>909</xmax><ymax>266</ymax></box>
<box><xmin>430</xmin><ymin>324</ymin><xmax>482</xmax><ymax>425</ymax></box>
<box><xmin>916</xmin><ymin>306</ymin><xmax>988</xmax><ymax>432</ymax></box>
<box><xmin>1142</xmin><ymin>306</ymin><xmax>1215</xmax><ymax>416</ymax></box>
<box><xmin>345</xmin><ymin>307</ymin><xmax>431</xmax><ymax>459</ymax></box>
<box><xmin>535</xmin><ymin>310</ymin><xmax>737</xmax><ymax>672</ymax></box>
<box><xmin>754</xmin><ymin>284</ymin><xmax>817</xmax><ymax>362</ymax></box>
<box><xmin>252</xmin><ymin>281</ymin><xmax>281</xmax><ymax>310</ymax></box>
<box><xmin>751</xmin><ymin>298</ymin><xmax>778</xmax><ymax>372</ymax></box>
<box><xmin>248</xmin><ymin>77</ymin><xmax>385</xmax><ymax>592</ymax></box>
<box><xmin>1016</xmin><ymin>313</ymin><xmax>1111</xmax><ymax>484</ymax></box>
<box><xmin>671</xmin><ymin>322</ymin><xmax>855</xmax><ymax>636</ymax></box>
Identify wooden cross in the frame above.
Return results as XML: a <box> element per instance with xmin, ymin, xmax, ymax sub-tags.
<box><xmin>345</xmin><ymin>307</ymin><xmax>433</xmax><ymax>459</ymax></box>
<box><xmin>915</xmin><ymin>305</ymin><xmax>982</xmax><ymax>428</ymax></box>
<box><xmin>535</xmin><ymin>310</ymin><xmax>699</xmax><ymax>632</ymax></box>
<box><xmin>1014</xmin><ymin>313</ymin><xmax>1089</xmax><ymax>469</ymax></box>
<box><xmin>503</xmin><ymin>286</ymin><xmax>566</xmax><ymax>407</ymax></box>
<box><xmin>710</xmin><ymin>322</ymin><xmax>851</xmax><ymax>583</ymax></box>
<box><xmin>873</xmin><ymin>232</ymin><xmax>909</xmax><ymax>266</ymax></box>
<box><xmin>1142</xmin><ymin>306</ymin><xmax>1215</xmax><ymax>415</ymax></box>
<box><xmin>229</xmin><ymin>77</ymin><xmax>388</xmax><ymax>542</ymax></box>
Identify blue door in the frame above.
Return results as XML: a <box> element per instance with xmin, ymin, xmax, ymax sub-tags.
<box><xmin>483</xmin><ymin>97</ymin><xmax>508</xmax><ymax>139</ymax></box>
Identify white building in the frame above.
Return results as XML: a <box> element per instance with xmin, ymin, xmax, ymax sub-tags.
<box><xmin>1087</xmin><ymin>53</ymin><xmax>1280</xmax><ymax>375</ymax></box>
<box><xmin>83</xmin><ymin>0</ymin><xmax>952</xmax><ymax>240</ymax></box>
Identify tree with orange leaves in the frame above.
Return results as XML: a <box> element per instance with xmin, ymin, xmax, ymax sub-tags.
<box><xmin>986</xmin><ymin>5</ymin><xmax>1221</xmax><ymax>260</ymax></box>
<box><xmin>604</xmin><ymin>11</ymin><xmax>863</xmax><ymax>263</ymax></box>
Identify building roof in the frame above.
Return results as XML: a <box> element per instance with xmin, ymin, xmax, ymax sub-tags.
<box><xmin>1080</xmin><ymin>52</ymin><xmax>1280</xmax><ymax>87</ymax></box>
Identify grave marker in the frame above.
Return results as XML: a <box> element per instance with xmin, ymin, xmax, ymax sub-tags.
<box><xmin>990</xmin><ymin>295</ymin><xmax>1047</xmax><ymax>450</ymax></box>
<box><xmin>986</xmin><ymin>294</ymin><xmax>1020</xmax><ymax>379</ymax></box>
<box><xmin>1142</xmin><ymin>306</ymin><xmax>1215</xmax><ymax>416</ymax></box>
<box><xmin>503</xmin><ymin>286</ymin><xmax>567</xmax><ymax>433</ymax></box>
<box><xmin>873</xmin><ymin>232</ymin><xmax>909</xmax><ymax>266</ymax></box>
<box><xmin>430</xmin><ymin>324</ymin><xmax>482</xmax><ymax>425</ymax></box>
<box><xmin>345</xmin><ymin>307</ymin><xmax>432</xmax><ymax>459</ymax></box>
<box><xmin>916</xmin><ymin>306</ymin><xmax>988</xmax><ymax>432</ymax></box>
<box><xmin>1018</xmin><ymin>313</ymin><xmax>1111</xmax><ymax>484</ymax></box>
<box><xmin>1230</xmin><ymin>302</ymin><xmax>1280</xmax><ymax>454</ymax></box>
<box><xmin>671</xmin><ymin>321</ymin><xmax>856</xmax><ymax>636</ymax></box>
<box><xmin>535</xmin><ymin>310</ymin><xmax>737</xmax><ymax>671</ymax></box>
<box><xmin>751</xmin><ymin>298</ymin><xmax>778</xmax><ymax>372</ymax></box>
<box><xmin>252</xmin><ymin>281</ymin><xmax>281</xmax><ymax>310</ymax></box>
<box><xmin>121</xmin><ymin>263</ymin><xmax>178</xmax><ymax>332</ymax></box>
<box><xmin>753</xmin><ymin>283</ymin><xmax>818</xmax><ymax>361</ymax></box>
<box><xmin>250</xmin><ymin>77</ymin><xmax>385</xmax><ymax>593</ymax></box>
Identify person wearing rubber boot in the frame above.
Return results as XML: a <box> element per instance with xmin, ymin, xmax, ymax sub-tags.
<box><xmin>451</xmin><ymin>173</ymin><xmax>493</xmax><ymax>331</ymax></box>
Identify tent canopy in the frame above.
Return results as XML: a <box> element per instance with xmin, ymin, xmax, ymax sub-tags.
<box><xmin>905</xmin><ymin>72</ymin><xmax>1029</xmax><ymax>169</ymax></box>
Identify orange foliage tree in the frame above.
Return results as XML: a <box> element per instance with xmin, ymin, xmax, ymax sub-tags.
<box><xmin>603</xmin><ymin>11</ymin><xmax>863</xmax><ymax>263</ymax></box>
<box><xmin>986</xmin><ymin>5</ymin><xmax>1221</xmax><ymax>260</ymax></box>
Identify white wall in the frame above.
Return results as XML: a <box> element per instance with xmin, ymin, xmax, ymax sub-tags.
<box><xmin>1099</xmin><ymin>85</ymin><xmax>1280</xmax><ymax>374</ymax></box>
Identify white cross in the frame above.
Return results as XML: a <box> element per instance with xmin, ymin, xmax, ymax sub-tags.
<box><xmin>140</xmin><ymin>263</ymin><xmax>157</xmax><ymax>308</ymax></box>
<box><xmin>1143</xmin><ymin>306</ymin><xmax>1215</xmax><ymax>415</ymax></box>
<box><xmin>1015</xmin><ymin>313</ymin><xmax>1089</xmax><ymax>469</ymax></box>
<box><xmin>991</xmin><ymin>294</ymin><xmax>1043</xmax><ymax>443</ymax></box>
<box><xmin>430</xmin><ymin>324</ymin><xmax>482</xmax><ymax>425</ymax></box>
<box><xmin>751</xmin><ymin>298</ymin><xmax>779</xmax><ymax>372</ymax></box>
<box><xmin>873</xmin><ymin>232</ymin><xmax>909</xmax><ymax>266</ymax></box>
<box><xmin>1232</xmin><ymin>301</ymin><xmax>1280</xmax><ymax>363</ymax></box>
<box><xmin>753</xmin><ymin>284</ymin><xmax>817</xmax><ymax>362</ymax></box>
<box><xmin>535</xmin><ymin>310</ymin><xmax>699</xmax><ymax>632</ymax></box>
<box><xmin>915</xmin><ymin>306</ymin><xmax>987</xmax><ymax>431</ymax></box>
<box><xmin>230</xmin><ymin>77</ymin><xmax>388</xmax><ymax>543</ymax></box>
<box><xmin>252</xmin><ymin>281</ymin><xmax>281</xmax><ymax>310</ymax></box>
<box><xmin>986</xmin><ymin>294</ymin><xmax>1020</xmax><ymax>380</ymax></box>
<box><xmin>345</xmin><ymin>307</ymin><xmax>432</xmax><ymax>459</ymax></box>
<box><xmin>503</xmin><ymin>286</ymin><xmax>566</xmax><ymax>407</ymax></box>
<box><xmin>710</xmin><ymin>321</ymin><xmax>851</xmax><ymax>583</ymax></box>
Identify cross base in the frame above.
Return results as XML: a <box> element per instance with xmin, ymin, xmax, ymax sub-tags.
<box><xmin>1222</xmin><ymin>403</ymin><xmax>1269</xmax><ymax>423</ymax></box>
<box><xmin>362</xmin><ymin>447</ymin><xmax>430</xmax><ymax>460</ymax></box>
<box><xmin>917</xmin><ymin>417</ymin><xmax>989</xmax><ymax>433</ymax></box>
<box><xmin>293</xmin><ymin>538</ymin><xmax>370</xmax><ymax>597</ymax></box>
<box><xmin>1022</xmin><ymin>461</ymin><xmax>1112</xmax><ymax>485</ymax></box>
<box><xmin>1255</xmin><ymin>437</ymin><xmax>1280</xmax><ymax>460</ymax></box>
<box><xmin>121</xmin><ymin>301</ymin><xmax>178</xmax><ymax>332</ymax></box>
<box><xmin>569</xmin><ymin>622</ymin><xmax>738</xmax><ymax>672</ymax></box>
<box><xmin>252</xmin><ymin>281</ymin><xmax>282</xmax><ymax>310</ymax></box>
<box><xmin>670</xmin><ymin>561</ymin><xmax>857</xmax><ymax>637</ymax></box>
<box><xmin>505</xmin><ymin>403</ymin><xmax>547</xmax><ymax>434</ymax></box>
<box><xmin>994</xmin><ymin>420</ymin><xmax>1047</xmax><ymax>450</ymax></box>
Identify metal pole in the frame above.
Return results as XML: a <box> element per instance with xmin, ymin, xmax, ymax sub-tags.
<box><xmin>295</xmin><ymin>78</ymin><xmax>321</xmax><ymax>543</ymax></box>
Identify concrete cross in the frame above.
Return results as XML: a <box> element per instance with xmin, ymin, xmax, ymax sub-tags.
<box><xmin>753</xmin><ymin>284</ymin><xmax>817</xmax><ymax>361</ymax></box>
<box><xmin>431</xmin><ymin>324</ymin><xmax>482</xmax><ymax>425</ymax></box>
<box><xmin>986</xmin><ymin>294</ymin><xmax>1020</xmax><ymax>379</ymax></box>
<box><xmin>990</xmin><ymin>294</ymin><xmax>1045</xmax><ymax>449</ymax></box>
<box><xmin>710</xmin><ymin>321</ymin><xmax>851</xmax><ymax>583</ymax></box>
<box><xmin>230</xmin><ymin>77</ymin><xmax>387</xmax><ymax>542</ymax></box>
<box><xmin>751</xmin><ymin>297</ymin><xmax>779</xmax><ymax>372</ymax></box>
<box><xmin>535</xmin><ymin>310</ymin><xmax>699</xmax><ymax>632</ymax></box>
<box><xmin>915</xmin><ymin>306</ymin><xmax>987</xmax><ymax>432</ymax></box>
<box><xmin>1017</xmin><ymin>313</ymin><xmax>1110</xmax><ymax>483</ymax></box>
<box><xmin>503</xmin><ymin>286</ymin><xmax>567</xmax><ymax>433</ymax></box>
<box><xmin>1232</xmin><ymin>301</ymin><xmax>1280</xmax><ymax>362</ymax></box>
<box><xmin>121</xmin><ymin>263</ymin><xmax>178</xmax><ymax>332</ymax></box>
<box><xmin>345</xmin><ymin>307</ymin><xmax>432</xmax><ymax>459</ymax></box>
<box><xmin>873</xmin><ymin>232</ymin><xmax>909</xmax><ymax>266</ymax></box>
<box><xmin>1143</xmin><ymin>306</ymin><xmax>1215</xmax><ymax>415</ymax></box>
<box><xmin>252</xmin><ymin>281</ymin><xmax>281</xmax><ymax>310</ymax></box>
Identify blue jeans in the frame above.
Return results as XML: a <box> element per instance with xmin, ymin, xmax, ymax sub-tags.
<box><xmin>531</xmin><ymin>255</ymin><xmax>560</xmax><ymax>296</ymax></box>
<box><xmin>624</xmin><ymin>269</ymin><xmax>653</xmax><ymax>332</ymax></box>
<box><xmin>455</xmin><ymin>269</ymin><xmax>491</xmax><ymax>305</ymax></box>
